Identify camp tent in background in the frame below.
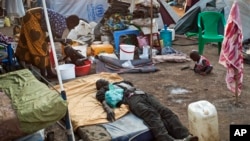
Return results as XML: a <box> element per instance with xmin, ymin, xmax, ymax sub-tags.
<box><xmin>45</xmin><ymin>0</ymin><xmax>109</xmax><ymax>23</ymax></box>
<box><xmin>158</xmin><ymin>0</ymin><xmax>180</xmax><ymax>26</ymax></box>
<box><xmin>174</xmin><ymin>0</ymin><xmax>250</xmax><ymax>41</ymax></box>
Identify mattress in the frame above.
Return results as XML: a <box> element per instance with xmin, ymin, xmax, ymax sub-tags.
<box><xmin>53</xmin><ymin>72</ymin><xmax>130</xmax><ymax>130</ymax></box>
<box><xmin>52</xmin><ymin>72</ymin><xmax>154</xmax><ymax>140</ymax></box>
<box><xmin>77</xmin><ymin>112</ymin><xmax>154</xmax><ymax>141</ymax></box>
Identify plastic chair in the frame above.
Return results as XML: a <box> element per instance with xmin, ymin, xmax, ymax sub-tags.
<box><xmin>197</xmin><ymin>11</ymin><xmax>226</xmax><ymax>55</ymax></box>
<box><xmin>113</xmin><ymin>26</ymin><xmax>140</xmax><ymax>53</ymax></box>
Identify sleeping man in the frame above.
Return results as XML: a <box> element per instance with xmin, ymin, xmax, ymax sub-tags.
<box><xmin>95</xmin><ymin>79</ymin><xmax>198</xmax><ymax>141</ymax></box>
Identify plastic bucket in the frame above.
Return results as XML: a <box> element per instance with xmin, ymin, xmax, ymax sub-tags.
<box><xmin>57</xmin><ymin>64</ymin><xmax>75</xmax><ymax>80</ymax></box>
<box><xmin>75</xmin><ymin>60</ymin><xmax>91</xmax><ymax>77</ymax></box>
<box><xmin>119</xmin><ymin>44</ymin><xmax>135</xmax><ymax>60</ymax></box>
<box><xmin>188</xmin><ymin>100</ymin><xmax>219</xmax><ymax>141</ymax></box>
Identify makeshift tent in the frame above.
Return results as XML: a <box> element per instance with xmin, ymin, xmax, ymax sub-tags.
<box><xmin>158</xmin><ymin>0</ymin><xmax>180</xmax><ymax>26</ymax></box>
<box><xmin>174</xmin><ymin>0</ymin><xmax>218</xmax><ymax>35</ymax></box>
<box><xmin>174</xmin><ymin>0</ymin><xmax>250</xmax><ymax>41</ymax></box>
<box><xmin>45</xmin><ymin>0</ymin><xmax>109</xmax><ymax>23</ymax></box>
<box><xmin>45</xmin><ymin>0</ymin><xmax>182</xmax><ymax>31</ymax></box>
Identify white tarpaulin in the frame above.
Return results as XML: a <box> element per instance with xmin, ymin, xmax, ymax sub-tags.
<box><xmin>45</xmin><ymin>0</ymin><xmax>109</xmax><ymax>23</ymax></box>
<box><xmin>175</xmin><ymin>0</ymin><xmax>250</xmax><ymax>41</ymax></box>
<box><xmin>220</xmin><ymin>0</ymin><xmax>250</xmax><ymax>41</ymax></box>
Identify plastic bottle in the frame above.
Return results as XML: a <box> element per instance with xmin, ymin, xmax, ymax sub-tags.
<box><xmin>188</xmin><ymin>100</ymin><xmax>220</xmax><ymax>141</ymax></box>
<box><xmin>160</xmin><ymin>25</ymin><xmax>172</xmax><ymax>47</ymax></box>
<box><xmin>4</xmin><ymin>17</ymin><xmax>11</xmax><ymax>27</ymax></box>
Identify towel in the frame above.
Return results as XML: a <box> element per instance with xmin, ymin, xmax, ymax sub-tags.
<box><xmin>218</xmin><ymin>1</ymin><xmax>243</xmax><ymax>96</ymax></box>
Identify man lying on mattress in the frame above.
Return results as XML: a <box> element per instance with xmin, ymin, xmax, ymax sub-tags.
<box><xmin>95</xmin><ymin>79</ymin><xmax>198</xmax><ymax>141</ymax></box>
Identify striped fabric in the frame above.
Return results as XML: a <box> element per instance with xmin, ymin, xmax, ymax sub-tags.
<box><xmin>219</xmin><ymin>1</ymin><xmax>243</xmax><ymax>96</ymax></box>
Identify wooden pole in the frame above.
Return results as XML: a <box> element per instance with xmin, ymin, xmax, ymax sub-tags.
<box><xmin>149</xmin><ymin>0</ymin><xmax>153</xmax><ymax>59</ymax></box>
<box><xmin>234</xmin><ymin>68</ymin><xmax>239</xmax><ymax>105</ymax></box>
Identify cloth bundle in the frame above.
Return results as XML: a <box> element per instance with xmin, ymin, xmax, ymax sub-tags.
<box><xmin>133</xmin><ymin>5</ymin><xmax>159</xmax><ymax>19</ymax></box>
<box><xmin>106</xmin><ymin>0</ymin><xmax>131</xmax><ymax>15</ymax></box>
<box><xmin>133</xmin><ymin>0</ymin><xmax>160</xmax><ymax>19</ymax></box>
<box><xmin>101</xmin><ymin>0</ymin><xmax>132</xmax><ymax>32</ymax></box>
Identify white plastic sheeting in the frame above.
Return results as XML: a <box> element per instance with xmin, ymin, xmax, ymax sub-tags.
<box><xmin>219</xmin><ymin>0</ymin><xmax>250</xmax><ymax>41</ymax></box>
<box><xmin>45</xmin><ymin>0</ymin><xmax>109</xmax><ymax>23</ymax></box>
<box><xmin>174</xmin><ymin>0</ymin><xmax>250</xmax><ymax>41</ymax></box>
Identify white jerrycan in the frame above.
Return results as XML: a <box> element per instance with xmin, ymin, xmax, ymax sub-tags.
<box><xmin>188</xmin><ymin>100</ymin><xmax>220</xmax><ymax>141</ymax></box>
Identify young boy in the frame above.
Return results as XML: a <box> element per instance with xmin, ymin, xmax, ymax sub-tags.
<box><xmin>189</xmin><ymin>50</ymin><xmax>213</xmax><ymax>75</ymax></box>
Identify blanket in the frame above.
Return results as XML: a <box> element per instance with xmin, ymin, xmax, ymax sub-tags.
<box><xmin>95</xmin><ymin>55</ymin><xmax>158</xmax><ymax>73</ymax></box>
<box><xmin>152</xmin><ymin>54</ymin><xmax>191</xmax><ymax>63</ymax></box>
<box><xmin>53</xmin><ymin>72</ymin><xmax>130</xmax><ymax>130</ymax></box>
<box><xmin>0</xmin><ymin>69</ymin><xmax>67</xmax><ymax>141</ymax></box>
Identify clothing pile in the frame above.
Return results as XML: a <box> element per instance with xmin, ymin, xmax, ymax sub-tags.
<box><xmin>152</xmin><ymin>48</ymin><xmax>191</xmax><ymax>63</ymax></box>
<box><xmin>95</xmin><ymin>55</ymin><xmax>158</xmax><ymax>74</ymax></box>
<box><xmin>101</xmin><ymin>0</ymin><xmax>132</xmax><ymax>32</ymax></box>
<box><xmin>0</xmin><ymin>32</ymin><xmax>14</xmax><ymax>44</ymax></box>
<box><xmin>105</xmin><ymin>0</ymin><xmax>130</xmax><ymax>16</ymax></box>
<box><xmin>132</xmin><ymin>0</ymin><xmax>160</xmax><ymax>19</ymax></box>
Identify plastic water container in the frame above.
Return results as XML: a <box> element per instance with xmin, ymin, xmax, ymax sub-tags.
<box><xmin>160</xmin><ymin>25</ymin><xmax>172</xmax><ymax>47</ymax></box>
<box><xmin>0</xmin><ymin>19</ymin><xmax>4</xmax><ymax>28</ymax></box>
<box><xmin>188</xmin><ymin>100</ymin><xmax>219</xmax><ymax>141</ymax></box>
<box><xmin>167</xmin><ymin>28</ymin><xmax>175</xmax><ymax>41</ymax></box>
<box><xmin>140</xmin><ymin>45</ymin><xmax>150</xmax><ymax>59</ymax></box>
<box><xmin>57</xmin><ymin>64</ymin><xmax>76</xmax><ymax>80</ymax></box>
<box><xmin>119</xmin><ymin>44</ymin><xmax>135</xmax><ymax>60</ymax></box>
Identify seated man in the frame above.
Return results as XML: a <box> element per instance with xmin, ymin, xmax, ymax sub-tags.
<box><xmin>95</xmin><ymin>79</ymin><xmax>198</xmax><ymax>141</ymax></box>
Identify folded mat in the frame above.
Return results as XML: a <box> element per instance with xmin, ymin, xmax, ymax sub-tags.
<box><xmin>53</xmin><ymin>72</ymin><xmax>130</xmax><ymax>130</ymax></box>
<box><xmin>0</xmin><ymin>69</ymin><xmax>67</xmax><ymax>141</ymax></box>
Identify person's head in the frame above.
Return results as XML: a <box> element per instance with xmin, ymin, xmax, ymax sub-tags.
<box><xmin>96</xmin><ymin>79</ymin><xmax>109</xmax><ymax>90</ymax></box>
<box><xmin>66</xmin><ymin>15</ymin><xmax>80</xmax><ymax>30</ymax></box>
<box><xmin>189</xmin><ymin>50</ymin><xmax>200</xmax><ymax>62</ymax></box>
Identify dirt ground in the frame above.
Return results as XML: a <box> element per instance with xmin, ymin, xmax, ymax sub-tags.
<box><xmin>43</xmin><ymin>36</ymin><xmax>250</xmax><ymax>141</ymax></box>
<box><xmin>1</xmin><ymin>26</ymin><xmax>250</xmax><ymax>141</ymax></box>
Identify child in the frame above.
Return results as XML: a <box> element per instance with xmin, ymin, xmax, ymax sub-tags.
<box><xmin>189</xmin><ymin>50</ymin><xmax>213</xmax><ymax>75</ymax></box>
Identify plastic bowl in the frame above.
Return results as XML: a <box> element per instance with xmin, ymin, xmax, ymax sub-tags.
<box><xmin>75</xmin><ymin>60</ymin><xmax>91</xmax><ymax>77</ymax></box>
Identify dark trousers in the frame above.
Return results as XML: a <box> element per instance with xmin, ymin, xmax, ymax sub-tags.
<box><xmin>127</xmin><ymin>94</ymin><xmax>190</xmax><ymax>141</ymax></box>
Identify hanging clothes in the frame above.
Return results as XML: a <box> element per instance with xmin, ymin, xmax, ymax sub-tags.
<box><xmin>218</xmin><ymin>1</ymin><xmax>243</xmax><ymax>96</ymax></box>
<box><xmin>5</xmin><ymin>0</ymin><xmax>25</xmax><ymax>18</ymax></box>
